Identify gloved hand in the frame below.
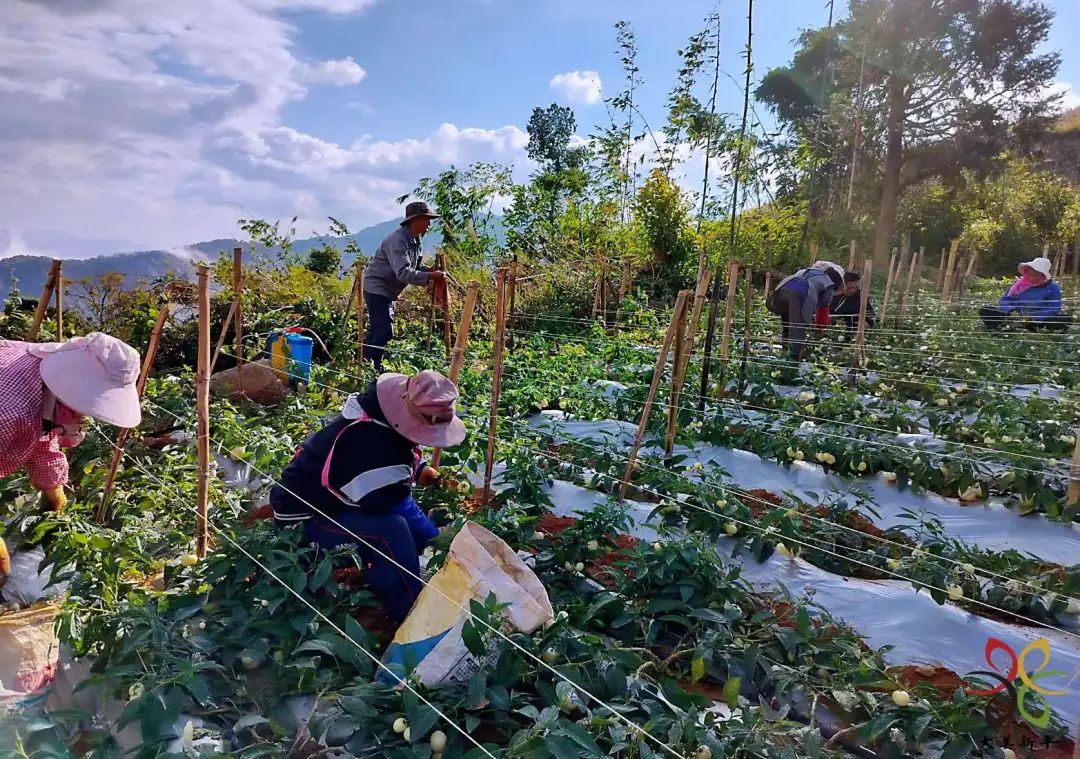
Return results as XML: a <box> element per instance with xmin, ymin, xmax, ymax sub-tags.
<box><xmin>42</xmin><ymin>486</ymin><xmax>68</xmax><ymax>513</ymax></box>
<box><xmin>418</xmin><ymin>466</ymin><xmax>441</xmax><ymax>487</ymax></box>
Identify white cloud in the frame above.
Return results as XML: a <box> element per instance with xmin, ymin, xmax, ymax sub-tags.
<box><xmin>1048</xmin><ymin>80</ymin><xmax>1080</xmax><ymax>111</ymax></box>
<box><xmin>549</xmin><ymin>70</ymin><xmax>603</xmax><ymax>106</ymax></box>
<box><xmin>0</xmin><ymin>0</ymin><xmax>530</xmax><ymax>256</ymax></box>
<box><xmin>298</xmin><ymin>56</ymin><xmax>367</xmax><ymax>86</ymax></box>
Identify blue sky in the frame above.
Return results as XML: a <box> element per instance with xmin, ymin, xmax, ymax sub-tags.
<box><xmin>1</xmin><ymin>0</ymin><xmax>1076</xmax><ymax>258</ymax></box>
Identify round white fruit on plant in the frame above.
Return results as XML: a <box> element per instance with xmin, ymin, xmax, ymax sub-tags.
<box><xmin>586</xmin><ymin>540</ymin><xmax>599</xmax><ymax>552</ymax></box>
<box><xmin>430</xmin><ymin>731</ymin><xmax>447</xmax><ymax>753</ymax></box>
<box><xmin>403</xmin><ymin>727</ymin><xmax>411</xmax><ymax>743</ymax></box>
<box><xmin>393</xmin><ymin>717</ymin><xmax>408</xmax><ymax>734</ymax></box>
<box><xmin>724</xmin><ymin>522</ymin><xmax>738</xmax><ymax>536</ymax></box>
<box><xmin>179</xmin><ymin>553</ymin><xmax>199</xmax><ymax>567</ymax></box>
<box><xmin>532</xmin><ymin>531</ymin><xmax>545</xmax><ymax>541</ymax></box>
<box><xmin>695</xmin><ymin>746</ymin><xmax>712</xmax><ymax>759</ymax></box>
<box><xmin>882</xmin><ymin>471</ymin><xmax>897</xmax><ymax>483</ymax></box>
<box><xmin>891</xmin><ymin>690</ymin><xmax>911</xmax><ymax>707</ymax></box>
<box><xmin>542</xmin><ymin>649</ymin><xmax>560</xmax><ymax>665</ymax></box>
<box><xmin>574</xmin><ymin>562</ymin><xmax>585</xmax><ymax>572</ymax></box>
<box><xmin>960</xmin><ymin>563</ymin><xmax>975</xmax><ymax>575</ymax></box>
<box><xmin>1002</xmin><ymin>749</ymin><xmax>1016</xmax><ymax>759</ymax></box>
<box><xmin>947</xmin><ymin>585</ymin><xmax>964</xmax><ymax>601</ymax></box>
<box><xmin>886</xmin><ymin>558</ymin><xmax>902</xmax><ymax>572</ymax></box>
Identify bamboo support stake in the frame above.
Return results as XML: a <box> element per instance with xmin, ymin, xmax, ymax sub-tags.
<box><xmin>436</xmin><ymin>253</ymin><xmax>452</xmax><ymax>361</ymax></box>
<box><xmin>54</xmin><ymin>261</ymin><xmax>63</xmax><ymax>340</ymax></box>
<box><xmin>847</xmin><ymin>240</ymin><xmax>856</xmax><ymax>271</ymax></box>
<box><xmin>965</xmin><ymin>249</ymin><xmax>980</xmax><ymax>278</ymax></box>
<box><xmin>764</xmin><ymin>271</ymin><xmax>773</xmax><ymax>302</ymax></box>
<box><xmin>738</xmin><ymin>267</ymin><xmax>753</xmax><ymax>392</ymax></box>
<box><xmin>195</xmin><ymin>266</ymin><xmax>211</xmax><ymax>558</ymax></box>
<box><xmin>1073</xmin><ymin>239</ymin><xmax>1079</xmax><ymax>275</ymax></box>
<box><xmin>432</xmin><ymin>280</ymin><xmax>480</xmax><ymax>470</ymax></box>
<box><xmin>937</xmin><ymin>247</ymin><xmax>947</xmax><ymax>291</ymax></box>
<box><xmin>716</xmin><ymin>262</ymin><xmax>742</xmax><ymax>397</ymax></box>
<box><xmin>27</xmin><ymin>260</ymin><xmax>61</xmax><ymax>341</ymax></box>
<box><xmin>483</xmin><ymin>269</ymin><xmax>509</xmax><ymax>506</ymax></box>
<box><xmin>209</xmin><ymin>296</ymin><xmax>240</xmax><ymax>375</ymax></box>
<box><xmin>880</xmin><ymin>248</ymin><xmax>899</xmax><ymax>323</ymax></box>
<box><xmin>940</xmin><ymin>240</ymin><xmax>960</xmax><ymax>303</ymax></box>
<box><xmin>663</xmin><ymin>291</ymin><xmax>689</xmax><ymax>458</ymax></box>
<box><xmin>354</xmin><ymin>262</ymin><xmax>365</xmax><ymax>370</ymax></box>
<box><xmin>1067</xmin><ymin>427</ymin><xmax>1080</xmax><ymax>507</ymax></box>
<box><xmin>899</xmin><ymin>246</ymin><xmax>922</xmax><ymax>320</ymax></box>
<box><xmin>232</xmin><ymin>247</ymin><xmax>243</xmax><ymax>368</ymax></box>
<box><xmin>665</xmin><ymin>270</ymin><xmax>712</xmax><ymax>457</ymax></box>
<box><xmin>852</xmin><ymin>259</ymin><xmax>873</xmax><ymax>369</ymax></box>
<box><xmin>809</xmin><ymin>242</ymin><xmax>819</xmax><ymax>264</ymax></box>
<box><xmin>97</xmin><ymin>302</ymin><xmax>171</xmax><ymax>522</ymax></box>
<box><xmin>620</xmin><ymin>290</ymin><xmax>689</xmax><ymax>501</ymax></box>
<box><xmin>506</xmin><ymin>258</ymin><xmax>518</xmax><ymax>351</ymax></box>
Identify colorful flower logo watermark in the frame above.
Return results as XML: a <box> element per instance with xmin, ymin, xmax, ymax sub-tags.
<box><xmin>963</xmin><ymin>637</ymin><xmax>1068</xmax><ymax>729</ymax></box>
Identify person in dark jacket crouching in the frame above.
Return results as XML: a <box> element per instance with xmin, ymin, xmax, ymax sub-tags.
<box><xmin>270</xmin><ymin>369</ymin><xmax>466</xmax><ymax>622</ymax></box>
<box><xmin>767</xmin><ymin>261</ymin><xmax>846</xmax><ymax>361</ymax></box>
<box><xmin>830</xmin><ymin>270</ymin><xmax>876</xmax><ymax>331</ymax></box>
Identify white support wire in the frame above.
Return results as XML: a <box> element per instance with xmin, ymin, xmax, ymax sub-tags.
<box><xmin>505</xmin><ymin>417</ymin><xmax>1076</xmax><ymax>618</ymax></box>
<box><xmin>134</xmin><ymin>396</ymin><xmax>686</xmax><ymax>759</ymax></box>
<box><xmin>89</xmin><ymin>426</ymin><xmax>500</xmax><ymax>759</ymax></box>
<box><xmin>507</xmin><ymin>434</ymin><xmax>1080</xmax><ymax>650</ymax></box>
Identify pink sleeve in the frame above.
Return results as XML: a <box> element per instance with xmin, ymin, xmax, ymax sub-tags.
<box><xmin>25</xmin><ymin>434</ymin><xmax>69</xmax><ymax>490</ymax></box>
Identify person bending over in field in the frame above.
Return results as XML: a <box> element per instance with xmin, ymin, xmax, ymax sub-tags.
<box><xmin>979</xmin><ymin>256</ymin><xmax>1071</xmax><ymax>332</ymax></box>
<box><xmin>767</xmin><ymin>261</ymin><xmax>846</xmax><ymax>361</ymax></box>
<box><xmin>0</xmin><ymin>333</ymin><xmax>142</xmax><ymax>583</ymax></box>
<box><xmin>269</xmin><ymin>369</ymin><xmax>465</xmax><ymax>623</ymax></box>
<box><xmin>830</xmin><ymin>270</ymin><xmax>876</xmax><ymax>331</ymax></box>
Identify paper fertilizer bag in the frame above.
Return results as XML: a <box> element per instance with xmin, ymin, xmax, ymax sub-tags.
<box><xmin>379</xmin><ymin>522</ymin><xmax>553</xmax><ymax>686</ymax></box>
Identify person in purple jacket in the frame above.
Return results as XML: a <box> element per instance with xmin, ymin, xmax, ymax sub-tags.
<box><xmin>979</xmin><ymin>256</ymin><xmax>1071</xmax><ymax>332</ymax></box>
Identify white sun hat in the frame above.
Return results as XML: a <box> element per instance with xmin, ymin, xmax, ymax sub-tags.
<box><xmin>1018</xmin><ymin>256</ymin><xmax>1052</xmax><ymax>279</ymax></box>
<box><xmin>28</xmin><ymin>333</ymin><xmax>142</xmax><ymax>428</ymax></box>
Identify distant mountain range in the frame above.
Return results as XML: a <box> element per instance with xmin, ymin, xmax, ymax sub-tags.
<box><xmin>0</xmin><ymin>218</ymin><xmax>445</xmax><ymax>301</ymax></box>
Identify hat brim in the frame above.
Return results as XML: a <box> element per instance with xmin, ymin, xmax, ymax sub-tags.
<box><xmin>376</xmin><ymin>373</ymin><xmax>466</xmax><ymax>448</ymax></box>
<box><xmin>38</xmin><ymin>350</ymin><xmax>142</xmax><ymax>428</ymax></box>
<box><xmin>1018</xmin><ymin>260</ymin><xmax>1051</xmax><ymax>277</ymax></box>
<box><xmin>400</xmin><ymin>213</ymin><xmax>441</xmax><ymax>226</ymax></box>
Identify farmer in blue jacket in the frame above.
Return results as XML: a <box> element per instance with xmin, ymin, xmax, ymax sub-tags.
<box><xmin>362</xmin><ymin>201</ymin><xmax>446</xmax><ymax>371</ymax></box>
<box><xmin>767</xmin><ymin>261</ymin><xmax>847</xmax><ymax>360</ymax></box>
<box><xmin>979</xmin><ymin>256</ymin><xmax>1071</xmax><ymax>332</ymax></box>
<box><xmin>270</xmin><ymin>369</ymin><xmax>466</xmax><ymax>622</ymax></box>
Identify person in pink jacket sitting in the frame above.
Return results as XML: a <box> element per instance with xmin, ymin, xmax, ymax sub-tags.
<box><xmin>0</xmin><ymin>333</ymin><xmax>142</xmax><ymax>581</ymax></box>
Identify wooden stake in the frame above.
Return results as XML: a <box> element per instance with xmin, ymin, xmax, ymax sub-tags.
<box><xmin>665</xmin><ymin>270</ymin><xmax>712</xmax><ymax>457</ymax></box>
<box><xmin>436</xmin><ymin>253</ymin><xmax>451</xmax><ymax>361</ymax></box>
<box><xmin>354</xmin><ymin>262</ymin><xmax>365</xmax><ymax>370</ymax></box>
<box><xmin>432</xmin><ymin>280</ymin><xmax>480</xmax><ymax>470</ymax></box>
<box><xmin>809</xmin><ymin>242</ymin><xmax>819</xmax><ymax>264</ymax></box>
<box><xmin>506</xmin><ymin>258</ymin><xmax>518</xmax><ymax>352</ymax></box>
<box><xmin>1067</xmin><ymin>426</ymin><xmax>1080</xmax><ymax>508</ymax></box>
<box><xmin>195</xmin><ymin>265</ymin><xmax>211</xmax><ymax>558</ymax></box>
<box><xmin>937</xmin><ymin>247</ymin><xmax>947</xmax><ymax>291</ymax></box>
<box><xmin>880</xmin><ymin>248</ymin><xmax>899</xmax><ymax>323</ymax></box>
<box><xmin>965</xmin><ymin>249</ymin><xmax>980</xmax><ymax>278</ymax></box>
<box><xmin>97</xmin><ymin>302</ymin><xmax>171</xmax><ymax>522</ymax></box>
<box><xmin>899</xmin><ymin>246</ymin><xmax>921</xmax><ymax>320</ymax></box>
<box><xmin>852</xmin><ymin>259</ymin><xmax>873</xmax><ymax>369</ymax></box>
<box><xmin>27</xmin><ymin>260</ymin><xmax>60</xmax><ymax>341</ymax></box>
<box><xmin>663</xmin><ymin>291</ymin><xmax>689</xmax><ymax>458</ymax></box>
<box><xmin>738</xmin><ymin>267</ymin><xmax>753</xmax><ymax>392</ymax></box>
<box><xmin>209</xmin><ymin>296</ymin><xmax>240</xmax><ymax>375</ymax></box>
<box><xmin>232</xmin><ymin>247</ymin><xmax>243</xmax><ymax>368</ymax></box>
<box><xmin>592</xmin><ymin>259</ymin><xmax>603</xmax><ymax>319</ymax></box>
<box><xmin>620</xmin><ymin>290</ymin><xmax>689</xmax><ymax>501</ymax></box>
<box><xmin>764</xmin><ymin>271</ymin><xmax>773</xmax><ymax>302</ymax></box>
<box><xmin>483</xmin><ymin>269</ymin><xmax>509</xmax><ymax>506</ymax></box>
<box><xmin>716</xmin><ymin>261</ymin><xmax>742</xmax><ymax>397</ymax></box>
<box><xmin>847</xmin><ymin>240</ymin><xmax>856</xmax><ymax>271</ymax></box>
<box><xmin>54</xmin><ymin>261</ymin><xmax>63</xmax><ymax>341</ymax></box>
<box><xmin>1073</xmin><ymin>239</ymin><xmax>1079</xmax><ymax>276</ymax></box>
<box><xmin>940</xmin><ymin>239</ymin><xmax>960</xmax><ymax>303</ymax></box>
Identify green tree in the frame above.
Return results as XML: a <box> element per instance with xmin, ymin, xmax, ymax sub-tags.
<box><xmin>411</xmin><ymin>163</ymin><xmax>512</xmax><ymax>265</ymax></box>
<box><xmin>758</xmin><ymin>0</ymin><xmax>1062</xmax><ymax>268</ymax></box>
<box><xmin>634</xmin><ymin>169</ymin><xmax>694</xmax><ymax>281</ymax></box>
<box><xmin>525</xmin><ymin>104</ymin><xmax>589</xmax><ymax>226</ymax></box>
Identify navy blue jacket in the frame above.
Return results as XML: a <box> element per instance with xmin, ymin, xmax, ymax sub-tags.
<box><xmin>998</xmin><ymin>280</ymin><xmax>1063</xmax><ymax>321</ymax></box>
<box><xmin>270</xmin><ymin>384</ymin><xmax>437</xmax><ymax>543</ymax></box>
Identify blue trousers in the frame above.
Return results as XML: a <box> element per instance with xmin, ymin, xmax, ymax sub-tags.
<box><xmin>363</xmin><ymin>292</ymin><xmax>394</xmax><ymax>371</ymax></box>
<box><xmin>303</xmin><ymin>508</ymin><xmax>423</xmax><ymax>622</ymax></box>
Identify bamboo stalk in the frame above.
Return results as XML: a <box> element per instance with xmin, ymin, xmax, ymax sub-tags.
<box><xmin>764</xmin><ymin>271</ymin><xmax>773</xmax><ymax>302</ymax></box>
<box><xmin>847</xmin><ymin>240</ymin><xmax>856</xmax><ymax>271</ymax></box>
<box><xmin>665</xmin><ymin>270</ymin><xmax>712</xmax><ymax>457</ymax></box>
<box><xmin>620</xmin><ymin>290</ymin><xmax>689</xmax><ymax>501</ymax></box>
<box><xmin>355</xmin><ymin>262</ymin><xmax>365</xmax><ymax>371</ymax></box>
<box><xmin>852</xmin><ymin>259</ymin><xmax>873</xmax><ymax>369</ymax></box>
<box><xmin>54</xmin><ymin>261</ymin><xmax>63</xmax><ymax>340</ymax></box>
<box><xmin>1067</xmin><ymin>426</ymin><xmax>1080</xmax><ymax>508</ymax></box>
<box><xmin>506</xmin><ymin>258</ymin><xmax>518</xmax><ymax>351</ymax></box>
<box><xmin>233</xmin><ymin>247</ymin><xmax>243</xmax><ymax>368</ymax></box>
<box><xmin>880</xmin><ymin>248</ymin><xmax>899</xmax><ymax>323</ymax></box>
<box><xmin>663</xmin><ymin>293</ymin><xmax>688</xmax><ymax>458</ymax></box>
<box><xmin>738</xmin><ymin>267</ymin><xmax>753</xmax><ymax>392</ymax></box>
<box><xmin>195</xmin><ymin>266</ymin><xmax>211</xmax><ymax>558</ymax></box>
<box><xmin>716</xmin><ymin>262</ymin><xmax>742</xmax><ymax>397</ymax></box>
<box><xmin>97</xmin><ymin>302</ymin><xmax>170</xmax><ymax>522</ymax></box>
<box><xmin>809</xmin><ymin>242</ymin><xmax>819</xmax><ymax>264</ymax></box>
<box><xmin>899</xmin><ymin>246</ymin><xmax>922</xmax><ymax>320</ymax></box>
<box><xmin>937</xmin><ymin>247</ymin><xmax>947</xmax><ymax>291</ymax></box>
<box><xmin>940</xmin><ymin>240</ymin><xmax>960</xmax><ymax>303</ymax></box>
<box><xmin>965</xmin><ymin>249</ymin><xmax>980</xmax><ymax>278</ymax></box>
<box><xmin>483</xmin><ymin>269</ymin><xmax>509</xmax><ymax>506</ymax></box>
<box><xmin>209</xmin><ymin>296</ymin><xmax>240</xmax><ymax>375</ymax></box>
<box><xmin>27</xmin><ymin>260</ymin><xmax>61</xmax><ymax>341</ymax></box>
<box><xmin>432</xmin><ymin>280</ymin><xmax>480</xmax><ymax>470</ymax></box>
